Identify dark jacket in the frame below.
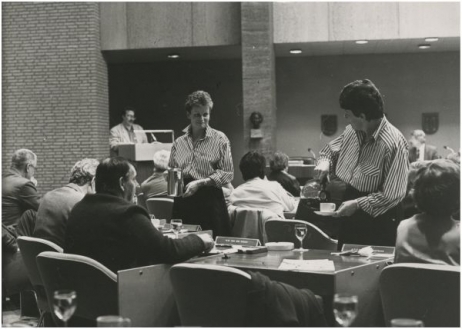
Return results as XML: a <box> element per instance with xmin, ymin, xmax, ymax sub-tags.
<box><xmin>247</xmin><ymin>271</ymin><xmax>327</xmax><ymax>327</ymax></box>
<box><xmin>2</xmin><ymin>169</ymin><xmax>40</xmax><ymax>226</ymax></box>
<box><xmin>268</xmin><ymin>170</ymin><xmax>300</xmax><ymax>197</ymax></box>
<box><xmin>64</xmin><ymin>193</ymin><xmax>205</xmax><ymax>273</ymax></box>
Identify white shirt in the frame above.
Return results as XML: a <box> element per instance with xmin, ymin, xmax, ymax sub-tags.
<box><xmin>229</xmin><ymin>177</ymin><xmax>296</xmax><ymax>218</ymax></box>
<box><xmin>418</xmin><ymin>143</ymin><xmax>426</xmax><ymax>161</ymax></box>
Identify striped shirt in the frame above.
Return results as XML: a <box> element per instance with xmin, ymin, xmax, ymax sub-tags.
<box><xmin>168</xmin><ymin>125</ymin><xmax>234</xmax><ymax>187</ymax></box>
<box><xmin>318</xmin><ymin>117</ymin><xmax>409</xmax><ymax>217</ymax></box>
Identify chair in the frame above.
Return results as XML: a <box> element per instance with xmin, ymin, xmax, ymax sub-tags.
<box><xmin>265</xmin><ymin>219</ymin><xmax>338</xmax><ymax>250</ymax></box>
<box><xmin>169</xmin><ymin>263</ymin><xmax>251</xmax><ymax>327</ymax></box>
<box><xmin>36</xmin><ymin>251</ymin><xmax>118</xmax><ymax>326</ymax></box>
<box><xmin>380</xmin><ymin>263</ymin><xmax>460</xmax><ymax>327</ymax></box>
<box><xmin>146</xmin><ymin>197</ymin><xmax>174</xmax><ymax>220</ymax></box>
<box><xmin>228</xmin><ymin>205</ymin><xmax>278</xmax><ymax>243</ymax></box>
<box><xmin>17</xmin><ymin>236</ymin><xmax>63</xmax><ymax>326</ymax></box>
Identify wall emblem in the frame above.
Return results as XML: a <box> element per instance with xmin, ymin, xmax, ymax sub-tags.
<box><xmin>321</xmin><ymin>115</ymin><xmax>337</xmax><ymax>136</ymax></box>
<box><xmin>422</xmin><ymin>112</ymin><xmax>439</xmax><ymax>135</ymax></box>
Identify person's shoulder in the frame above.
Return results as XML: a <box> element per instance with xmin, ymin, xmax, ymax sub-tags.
<box><xmin>110</xmin><ymin>123</ymin><xmax>122</xmax><ymax>131</ymax></box>
<box><xmin>209</xmin><ymin>128</ymin><xmax>230</xmax><ymax>142</ymax></box>
<box><xmin>133</xmin><ymin>123</ymin><xmax>144</xmax><ymax>130</ymax></box>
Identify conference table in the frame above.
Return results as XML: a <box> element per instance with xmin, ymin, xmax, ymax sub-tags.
<box><xmin>188</xmin><ymin>249</ymin><xmax>390</xmax><ymax>326</ymax></box>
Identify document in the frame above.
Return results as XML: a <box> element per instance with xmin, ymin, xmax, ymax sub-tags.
<box><xmin>278</xmin><ymin>259</ymin><xmax>335</xmax><ymax>272</ymax></box>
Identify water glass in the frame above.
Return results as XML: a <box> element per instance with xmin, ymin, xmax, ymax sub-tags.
<box><xmin>171</xmin><ymin>219</ymin><xmax>183</xmax><ymax>238</ymax></box>
<box><xmin>391</xmin><ymin>318</ymin><xmax>424</xmax><ymax>327</ymax></box>
<box><xmin>53</xmin><ymin>290</ymin><xmax>77</xmax><ymax>327</ymax></box>
<box><xmin>333</xmin><ymin>293</ymin><xmax>358</xmax><ymax>327</ymax></box>
<box><xmin>294</xmin><ymin>223</ymin><xmax>308</xmax><ymax>251</ymax></box>
<box><xmin>97</xmin><ymin>315</ymin><xmax>131</xmax><ymax>327</ymax></box>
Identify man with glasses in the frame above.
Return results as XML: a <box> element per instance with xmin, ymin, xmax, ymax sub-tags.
<box><xmin>109</xmin><ymin>106</ymin><xmax>148</xmax><ymax>155</ymax></box>
<box><xmin>2</xmin><ymin>149</ymin><xmax>40</xmax><ymax>227</ymax></box>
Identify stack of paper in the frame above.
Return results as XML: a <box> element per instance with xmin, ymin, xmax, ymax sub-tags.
<box><xmin>278</xmin><ymin>259</ymin><xmax>335</xmax><ymax>272</ymax></box>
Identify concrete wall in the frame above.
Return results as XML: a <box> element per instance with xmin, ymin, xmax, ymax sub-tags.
<box><xmin>2</xmin><ymin>3</ymin><xmax>109</xmax><ymax>194</ymax></box>
<box><xmin>275</xmin><ymin>52</ymin><xmax>460</xmax><ymax>158</ymax></box>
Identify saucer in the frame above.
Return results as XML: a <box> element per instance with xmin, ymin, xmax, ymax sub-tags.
<box><xmin>314</xmin><ymin>211</ymin><xmax>337</xmax><ymax>217</ymax></box>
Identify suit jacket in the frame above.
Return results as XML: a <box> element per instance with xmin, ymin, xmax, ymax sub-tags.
<box><xmin>409</xmin><ymin>144</ymin><xmax>438</xmax><ymax>163</ymax></box>
<box><xmin>2</xmin><ymin>169</ymin><xmax>40</xmax><ymax>226</ymax></box>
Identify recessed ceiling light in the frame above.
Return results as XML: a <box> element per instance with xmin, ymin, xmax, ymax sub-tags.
<box><xmin>418</xmin><ymin>44</ymin><xmax>431</xmax><ymax>49</ymax></box>
<box><xmin>355</xmin><ymin>40</ymin><xmax>368</xmax><ymax>44</ymax></box>
<box><xmin>425</xmin><ymin>37</ymin><xmax>439</xmax><ymax>42</ymax></box>
<box><xmin>289</xmin><ymin>49</ymin><xmax>302</xmax><ymax>54</ymax></box>
<box><xmin>168</xmin><ymin>54</ymin><xmax>179</xmax><ymax>59</ymax></box>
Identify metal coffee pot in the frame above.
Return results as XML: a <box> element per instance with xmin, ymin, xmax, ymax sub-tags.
<box><xmin>167</xmin><ymin>168</ymin><xmax>184</xmax><ymax>197</ymax></box>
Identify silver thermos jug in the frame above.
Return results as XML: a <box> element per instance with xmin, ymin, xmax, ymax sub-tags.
<box><xmin>167</xmin><ymin>168</ymin><xmax>184</xmax><ymax>197</ymax></box>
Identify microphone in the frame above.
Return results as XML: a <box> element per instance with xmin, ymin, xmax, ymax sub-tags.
<box><xmin>150</xmin><ymin>133</ymin><xmax>157</xmax><ymax>142</ymax></box>
<box><xmin>307</xmin><ymin>148</ymin><xmax>317</xmax><ymax>159</ymax></box>
<box><xmin>444</xmin><ymin>146</ymin><xmax>456</xmax><ymax>154</ymax></box>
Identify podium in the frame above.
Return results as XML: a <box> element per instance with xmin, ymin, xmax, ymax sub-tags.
<box><xmin>118</xmin><ymin>143</ymin><xmax>172</xmax><ymax>184</ymax></box>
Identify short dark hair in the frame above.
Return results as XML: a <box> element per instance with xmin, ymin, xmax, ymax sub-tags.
<box><xmin>185</xmin><ymin>90</ymin><xmax>213</xmax><ymax>113</ymax></box>
<box><xmin>412</xmin><ymin>159</ymin><xmax>460</xmax><ymax>217</ymax></box>
<box><xmin>239</xmin><ymin>151</ymin><xmax>266</xmax><ymax>181</ymax></box>
<box><xmin>95</xmin><ymin>157</ymin><xmax>133</xmax><ymax>195</ymax></box>
<box><xmin>270</xmin><ymin>151</ymin><xmax>289</xmax><ymax>172</ymax></box>
<box><xmin>339</xmin><ymin>79</ymin><xmax>384</xmax><ymax>121</ymax></box>
<box><xmin>122</xmin><ymin>106</ymin><xmax>135</xmax><ymax>117</ymax></box>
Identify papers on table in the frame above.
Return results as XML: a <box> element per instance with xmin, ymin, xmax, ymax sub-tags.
<box><xmin>278</xmin><ymin>259</ymin><xmax>335</xmax><ymax>272</ymax></box>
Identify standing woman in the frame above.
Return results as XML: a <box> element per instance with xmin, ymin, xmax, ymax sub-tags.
<box><xmin>169</xmin><ymin>91</ymin><xmax>233</xmax><ymax>236</ymax></box>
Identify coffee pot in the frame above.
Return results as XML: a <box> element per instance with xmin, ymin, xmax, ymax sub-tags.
<box><xmin>167</xmin><ymin>168</ymin><xmax>184</xmax><ymax>197</ymax></box>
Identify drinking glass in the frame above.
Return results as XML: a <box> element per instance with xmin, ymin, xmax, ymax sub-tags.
<box><xmin>53</xmin><ymin>290</ymin><xmax>77</xmax><ymax>327</ymax></box>
<box><xmin>333</xmin><ymin>293</ymin><xmax>358</xmax><ymax>327</ymax></box>
<box><xmin>390</xmin><ymin>318</ymin><xmax>424</xmax><ymax>327</ymax></box>
<box><xmin>171</xmin><ymin>219</ymin><xmax>183</xmax><ymax>239</ymax></box>
<box><xmin>294</xmin><ymin>223</ymin><xmax>308</xmax><ymax>251</ymax></box>
<box><xmin>97</xmin><ymin>315</ymin><xmax>131</xmax><ymax>327</ymax></box>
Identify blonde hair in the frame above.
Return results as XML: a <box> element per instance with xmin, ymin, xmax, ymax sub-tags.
<box><xmin>153</xmin><ymin>150</ymin><xmax>170</xmax><ymax>171</ymax></box>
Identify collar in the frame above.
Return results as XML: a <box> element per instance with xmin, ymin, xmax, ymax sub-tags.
<box><xmin>8</xmin><ymin>168</ymin><xmax>24</xmax><ymax>177</ymax></box>
<box><xmin>66</xmin><ymin>183</ymin><xmax>88</xmax><ymax>194</ymax></box>
<box><xmin>182</xmin><ymin>125</ymin><xmax>212</xmax><ymax>139</ymax></box>
<box><xmin>122</xmin><ymin>123</ymin><xmax>134</xmax><ymax>132</ymax></box>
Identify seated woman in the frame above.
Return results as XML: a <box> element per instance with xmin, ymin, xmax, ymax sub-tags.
<box><xmin>229</xmin><ymin>151</ymin><xmax>296</xmax><ymax>218</ymax></box>
<box><xmin>64</xmin><ymin>157</ymin><xmax>214</xmax><ymax>273</ymax></box>
<box><xmin>268</xmin><ymin>151</ymin><xmax>300</xmax><ymax>197</ymax></box>
<box><xmin>140</xmin><ymin>150</ymin><xmax>170</xmax><ymax>198</ymax></box>
<box><xmin>395</xmin><ymin>159</ymin><xmax>460</xmax><ymax>266</ymax></box>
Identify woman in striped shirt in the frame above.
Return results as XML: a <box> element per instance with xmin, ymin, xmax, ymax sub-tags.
<box><xmin>168</xmin><ymin>91</ymin><xmax>234</xmax><ymax>236</ymax></box>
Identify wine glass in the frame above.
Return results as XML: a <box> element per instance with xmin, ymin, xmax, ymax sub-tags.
<box><xmin>294</xmin><ymin>223</ymin><xmax>308</xmax><ymax>251</ymax></box>
<box><xmin>171</xmin><ymin>219</ymin><xmax>183</xmax><ymax>238</ymax></box>
<box><xmin>53</xmin><ymin>290</ymin><xmax>77</xmax><ymax>327</ymax></box>
<box><xmin>333</xmin><ymin>293</ymin><xmax>358</xmax><ymax>327</ymax></box>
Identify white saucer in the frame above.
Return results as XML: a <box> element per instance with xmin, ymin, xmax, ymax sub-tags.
<box><xmin>314</xmin><ymin>211</ymin><xmax>337</xmax><ymax>216</ymax></box>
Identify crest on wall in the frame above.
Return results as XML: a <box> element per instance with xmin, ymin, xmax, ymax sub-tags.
<box><xmin>422</xmin><ymin>112</ymin><xmax>439</xmax><ymax>135</ymax></box>
<box><xmin>321</xmin><ymin>115</ymin><xmax>337</xmax><ymax>136</ymax></box>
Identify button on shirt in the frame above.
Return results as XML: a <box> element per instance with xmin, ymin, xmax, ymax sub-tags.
<box><xmin>317</xmin><ymin>117</ymin><xmax>409</xmax><ymax>217</ymax></box>
<box><xmin>168</xmin><ymin>125</ymin><xmax>233</xmax><ymax>187</ymax></box>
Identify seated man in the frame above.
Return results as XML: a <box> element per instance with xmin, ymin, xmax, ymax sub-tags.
<box><xmin>395</xmin><ymin>159</ymin><xmax>460</xmax><ymax>266</ymax></box>
<box><xmin>64</xmin><ymin>157</ymin><xmax>214</xmax><ymax>273</ymax></box>
<box><xmin>268</xmin><ymin>151</ymin><xmax>300</xmax><ymax>197</ymax></box>
<box><xmin>408</xmin><ymin>129</ymin><xmax>438</xmax><ymax>163</ymax></box>
<box><xmin>229</xmin><ymin>151</ymin><xmax>296</xmax><ymax>218</ymax></box>
<box><xmin>33</xmin><ymin>158</ymin><xmax>99</xmax><ymax>247</ymax></box>
<box><xmin>2</xmin><ymin>149</ymin><xmax>40</xmax><ymax>228</ymax></box>
<box><xmin>109</xmin><ymin>107</ymin><xmax>148</xmax><ymax>156</ymax></box>
<box><xmin>140</xmin><ymin>150</ymin><xmax>170</xmax><ymax>198</ymax></box>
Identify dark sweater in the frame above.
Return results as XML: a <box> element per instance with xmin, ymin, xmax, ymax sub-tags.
<box><xmin>268</xmin><ymin>170</ymin><xmax>300</xmax><ymax>197</ymax></box>
<box><xmin>64</xmin><ymin>193</ymin><xmax>205</xmax><ymax>273</ymax></box>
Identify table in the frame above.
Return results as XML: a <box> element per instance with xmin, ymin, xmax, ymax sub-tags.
<box><xmin>189</xmin><ymin>249</ymin><xmax>389</xmax><ymax>326</ymax></box>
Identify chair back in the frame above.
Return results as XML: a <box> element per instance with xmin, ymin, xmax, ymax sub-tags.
<box><xmin>146</xmin><ymin>197</ymin><xmax>174</xmax><ymax>220</ymax></box>
<box><xmin>229</xmin><ymin>206</ymin><xmax>278</xmax><ymax>243</ymax></box>
<box><xmin>170</xmin><ymin>263</ymin><xmax>251</xmax><ymax>327</ymax></box>
<box><xmin>380</xmin><ymin>263</ymin><xmax>460</xmax><ymax>327</ymax></box>
<box><xmin>36</xmin><ymin>251</ymin><xmax>118</xmax><ymax>326</ymax></box>
<box><xmin>265</xmin><ymin>219</ymin><xmax>338</xmax><ymax>250</ymax></box>
<box><xmin>17</xmin><ymin>236</ymin><xmax>63</xmax><ymax>312</ymax></box>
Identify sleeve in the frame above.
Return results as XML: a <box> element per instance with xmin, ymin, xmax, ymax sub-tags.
<box><xmin>208</xmin><ymin>136</ymin><xmax>234</xmax><ymax>187</ymax></box>
<box><xmin>19</xmin><ymin>181</ymin><xmax>40</xmax><ymax>211</ymax></box>
<box><xmin>275</xmin><ymin>182</ymin><xmax>296</xmax><ymax>212</ymax></box>
<box><xmin>2</xmin><ymin>224</ymin><xmax>18</xmax><ymax>253</ymax></box>
<box><xmin>317</xmin><ymin>132</ymin><xmax>345</xmax><ymax>175</ymax></box>
<box><xmin>168</xmin><ymin>141</ymin><xmax>178</xmax><ymax>168</ymax></box>
<box><xmin>356</xmin><ymin>143</ymin><xmax>409</xmax><ymax>217</ymax></box>
<box><xmin>109</xmin><ymin>126</ymin><xmax>121</xmax><ymax>151</ymax></box>
<box><xmin>126</xmin><ymin>210</ymin><xmax>206</xmax><ymax>264</ymax></box>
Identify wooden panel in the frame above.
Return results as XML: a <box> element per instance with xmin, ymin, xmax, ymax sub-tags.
<box><xmin>328</xmin><ymin>2</ymin><xmax>399</xmax><ymax>41</ymax></box>
<box><xmin>399</xmin><ymin>2</ymin><xmax>460</xmax><ymax>38</ymax></box>
<box><xmin>192</xmin><ymin>2</ymin><xmax>241</xmax><ymax>46</ymax></box>
<box><xmin>273</xmin><ymin>2</ymin><xmax>329</xmax><ymax>43</ymax></box>
<box><xmin>100</xmin><ymin>3</ymin><xmax>128</xmax><ymax>50</ymax></box>
<box><xmin>126</xmin><ymin>3</ymin><xmax>192</xmax><ymax>49</ymax></box>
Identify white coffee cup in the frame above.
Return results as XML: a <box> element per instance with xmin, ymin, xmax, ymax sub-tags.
<box><xmin>320</xmin><ymin>203</ymin><xmax>336</xmax><ymax>212</ymax></box>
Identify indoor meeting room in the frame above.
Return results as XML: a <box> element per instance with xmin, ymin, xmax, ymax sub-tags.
<box><xmin>2</xmin><ymin>1</ymin><xmax>460</xmax><ymax>327</ymax></box>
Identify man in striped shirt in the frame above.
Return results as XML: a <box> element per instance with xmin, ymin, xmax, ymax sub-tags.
<box><xmin>315</xmin><ymin>79</ymin><xmax>409</xmax><ymax>247</ymax></box>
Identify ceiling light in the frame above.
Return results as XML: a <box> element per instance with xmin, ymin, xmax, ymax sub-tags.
<box><xmin>289</xmin><ymin>49</ymin><xmax>302</xmax><ymax>54</ymax></box>
<box><xmin>168</xmin><ymin>54</ymin><xmax>179</xmax><ymax>59</ymax></box>
<box><xmin>418</xmin><ymin>44</ymin><xmax>431</xmax><ymax>49</ymax></box>
<box><xmin>355</xmin><ymin>40</ymin><xmax>368</xmax><ymax>44</ymax></box>
<box><xmin>425</xmin><ymin>37</ymin><xmax>439</xmax><ymax>42</ymax></box>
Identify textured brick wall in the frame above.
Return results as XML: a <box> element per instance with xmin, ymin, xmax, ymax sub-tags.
<box><xmin>2</xmin><ymin>2</ymin><xmax>109</xmax><ymax>195</ymax></box>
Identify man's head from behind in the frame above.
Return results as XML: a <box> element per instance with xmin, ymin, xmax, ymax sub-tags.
<box><xmin>412</xmin><ymin>159</ymin><xmax>460</xmax><ymax>217</ymax></box>
<box><xmin>339</xmin><ymin>79</ymin><xmax>384</xmax><ymax>130</ymax></box>
<box><xmin>152</xmin><ymin>150</ymin><xmax>170</xmax><ymax>172</ymax></box>
<box><xmin>122</xmin><ymin>107</ymin><xmax>136</xmax><ymax>126</ymax></box>
<box><xmin>270</xmin><ymin>151</ymin><xmax>289</xmax><ymax>173</ymax></box>
<box><xmin>69</xmin><ymin>158</ymin><xmax>99</xmax><ymax>192</ymax></box>
<box><xmin>11</xmin><ymin>149</ymin><xmax>37</xmax><ymax>180</ymax></box>
<box><xmin>239</xmin><ymin>151</ymin><xmax>266</xmax><ymax>181</ymax></box>
<box><xmin>95</xmin><ymin>157</ymin><xmax>137</xmax><ymax>202</ymax></box>
<box><xmin>409</xmin><ymin>130</ymin><xmax>426</xmax><ymax>148</ymax></box>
